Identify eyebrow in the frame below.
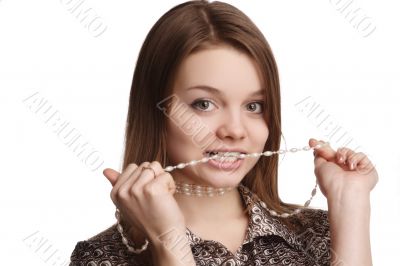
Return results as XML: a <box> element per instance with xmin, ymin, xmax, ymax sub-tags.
<box><xmin>186</xmin><ymin>85</ymin><xmax>264</xmax><ymax>97</ymax></box>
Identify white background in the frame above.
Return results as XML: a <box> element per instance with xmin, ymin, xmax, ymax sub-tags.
<box><xmin>1</xmin><ymin>0</ymin><xmax>399</xmax><ymax>265</ymax></box>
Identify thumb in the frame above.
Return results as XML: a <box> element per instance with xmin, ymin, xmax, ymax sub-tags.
<box><xmin>103</xmin><ymin>168</ymin><xmax>120</xmax><ymax>186</ymax></box>
<box><xmin>309</xmin><ymin>138</ymin><xmax>335</xmax><ymax>169</ymax></box>
<box><xmin>309</xmin><ymin>138</ymin><xmax>336</xmax><ymax>160</ymax></box>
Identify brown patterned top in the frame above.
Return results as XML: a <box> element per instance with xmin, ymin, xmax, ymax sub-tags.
<box><xmin>69</xmin><ymin>184</ymin><xmax>331</xmax><ymax>265</ymax></box>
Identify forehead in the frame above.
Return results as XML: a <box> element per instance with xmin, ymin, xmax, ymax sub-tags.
<box><xmin>172</xmin><ymin>46</ymin><xmax>264</xmax><ymax>96</ymax></box>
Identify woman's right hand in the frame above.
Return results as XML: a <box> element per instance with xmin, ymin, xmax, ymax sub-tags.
<box><xmin>103</xmin><ymin>161</ymin><xmax>186</xmax><ymax>248</ymax></box>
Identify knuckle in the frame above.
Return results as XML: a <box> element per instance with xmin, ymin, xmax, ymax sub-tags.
<box><xmin>159</xmin><ymin>172</ymin><xmax>172</xmax><ymax>180</ymax></box>
<box><xmin>150</xmin><ymin>160</ymin><xmax>162</xmax><ymax>169</ymax></box>
<box><xmin>143</xmin><ymin>183</ymin><xmax>157</xmax><ymax>196</ymax></box>
<box><xmin>140</xmin><ymin>161</ymin><xmax>151</xmax><ymax>167</ymax></box>
<box><xmin>358</xmin><ymin>152</ymin><xmax>367</xmax><ymax>159</ymax></box>
<box><xmin>110</xmin><ymin>190</ymin><xmax>116</xmax><ymax>204</ymax></box>
<box><xmin>348</xmin><ymin>151</ymin><xmax>357</xmax><ymax>159</ymax></box>
<box><xmin>341</xmin><ymin>147</ymin><xmax>351</xmax><ymax>153</ymax></box>
<box><xmin>115</xmin><ymin>187</ymin><xmax>129</xmax><ymax>201</ymax></box>
<box><xmin>130</xmin><ymin>185</ymin><xmax>142</xmax><ymax>198</ymax></box>
<box><xmin>127</xmin><ymin>163</ymin><xmax>138</xmax><ymax>171</ymax></box>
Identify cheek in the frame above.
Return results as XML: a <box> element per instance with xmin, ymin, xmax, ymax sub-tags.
<box><xmin>252</xmin><ymin>125</ymin><xmax>269</xmax><ymax>154</ymax></box>
<box><xmin>166</xmin><ymin>120</ymin><xmax>196</xmax><ymax>163</ymax></box>
<box><xmin>252</xmin><ymin>119</ymin><xmax>269</xmax><ymax>142</ymax></box>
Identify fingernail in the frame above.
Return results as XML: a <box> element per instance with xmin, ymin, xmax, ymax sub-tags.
<box><xmin>339</xmin><ymin>156</ymin><xmax>343</xmax><ymax>163</ymax></box>
<box><xmin>350</xmin><ymin>162</ymin><xmax>354</xmax><ymax>170</ymax></box>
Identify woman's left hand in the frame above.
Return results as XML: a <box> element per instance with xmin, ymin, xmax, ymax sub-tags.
<box><xmin>309</xmin><ymin>138</ymin><xmax>379</xmax><ymax>201</ymax></box>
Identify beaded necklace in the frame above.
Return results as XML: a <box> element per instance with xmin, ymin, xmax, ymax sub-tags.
<box><xmin>115</xmin><ymin>142</ymin><xmax>329</xmax><ymax>253</ymax></box>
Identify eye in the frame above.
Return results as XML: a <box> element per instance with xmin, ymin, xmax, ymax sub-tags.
<box><xmin>247</xmin><ymin>102</ymin><xmax>264</xmax><ymax>114</ymax></box>
<box><xmin>191</xmin><ymin>99</ymin><xmax>216</xmax><ymax>112</ymax></box>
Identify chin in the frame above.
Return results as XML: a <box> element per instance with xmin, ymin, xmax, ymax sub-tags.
<box><xmin>199</xmin><ymin>166</ymin><xmax>245</xmax><ymax>188</ymax></box>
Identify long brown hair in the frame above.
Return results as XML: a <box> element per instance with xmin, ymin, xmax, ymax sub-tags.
<box><xmin>123</xmin><ymin>0</ymin><xmax>296</xmax><ymax>216</ymax></box>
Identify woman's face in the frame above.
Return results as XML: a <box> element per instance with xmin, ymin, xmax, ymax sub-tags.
<box><xmin>165</xmin><ymin>45</ymin><xmax>269</xmax><ymax>188</ymax></box>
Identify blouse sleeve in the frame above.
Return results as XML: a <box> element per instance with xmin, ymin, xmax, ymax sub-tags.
<box><xmin>69</xmin><ymin>240</ymin><xmax>102</xmax><ymax>265</ymax></box>
<box><xmin>69</xmin><ymin>238</ymin><xmax>153</xmax><ymax>266</ymax></box>
<box><xmin>292</xmin><ymin>208</ymin><xmax>331</xmax><ymax>266</ymax></box>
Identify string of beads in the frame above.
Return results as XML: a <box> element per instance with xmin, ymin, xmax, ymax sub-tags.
<box><xmin>115</xmin><ymin>142</ymin><xmax>329</xmax><ymax>253</ymax></box>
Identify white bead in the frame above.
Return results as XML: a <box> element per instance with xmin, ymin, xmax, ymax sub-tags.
<box><xmin>189</xmin><ymin>160</ymin><xmax>198</xmax><ymax>165</ymax></box>
<box><xmin>304</xmin><ymin>200</ymin><xmax>311</xmax><ymax>207</ymax></box>
<box><xmin>263</xmin><ymin>151</ymin><xmax>273</xmax><ymax>156</ymax></box>
<box><xmin>269</xmin><ymin>210</ymin><xmax>277</xmax><ymax>216</ymax></box>
<box><xmin>117</xmin><ymin>224</ymin><xmax>123</xmax><ymax>233</ymax></box>
<box><xmin>164</xmin><ymin>166</ymin><xmax>174</xmax><ymax>172</ymax></box>
<box><xmin>201</xmin><ymin>157</ymin><xmax>210</xmax><ymax>163</ymax></box>
<box><xmin>250</xmin><ymin>152</ymin><xmax>260</xmax><ymax>157</ymax></box>
<box><xmin>280</xmin><ymin>213</ymin><xmax>289</xmax><ymax>218</ymax></box>
<box><xmin>239</xmin><ymin>153</ymin><xmax>247</xmax><ymax>159</ymax></box>
<box><xmin>302</xmin><ymin>146</ymin><xmax>311</xmax><ymax>151</ymax></box>
<box><xmin>294</xmin><ymin>208</ymin><xmax>301</xmax><ymax>214</ymax></box>
<box><xmin>311</xmin><ymin>188</ymin><xmax>317</xmax><ymax>196</ymax></box>
<box><xmin>290</xmin><ymin>148</ymin><xmax>298</xmax><ymax>153</ymax></box>
<box><xmin>211</xmin><ymin>154</ymin><xmax>219</xmax><ymax>159</ymax></box>
<box><xmin>122</xmin><ymin>236</ymin><xmax>128</xmax><ymax>245</ymax></box>
<box><xmin>278</xmin><ymin>149</ymin><xmax>286</xmax><ymax>154</ymax></box>
<box><xmin>177</xmin><ymin>163</ymin><xmax>186</xmax><ymax>169</ymax></box>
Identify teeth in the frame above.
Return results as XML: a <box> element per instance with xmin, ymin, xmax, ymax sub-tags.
<box><xmin>206</xmin><ymin>151</ymin><xmax>244</xmax><ymax>158</ymax></box>
<box><xmin>215</xmin><ymin>156</ymin><xmax>238</xmax><ymax>162</ymax></box>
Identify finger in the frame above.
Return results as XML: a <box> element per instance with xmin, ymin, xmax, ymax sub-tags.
<box><xmin>336</xmin><ymin>147</ymin><xmax>346</xmax><ymax>164</ymax></box>
<box><xmin>348</xmin><ymin>152</ymin><xmax>370</xmax><ymax>170</ymax></box>
<box><xmin>118</xmin><ymin>162</ymin><xmax>151</xmax><ymax>198</ymax></box>
<box><xmin>356</xmin><ymin>153</ymin><xmax>372</xmax><ymax>168</ymax></box>
<box><xmin>337</xmin><ymin>147</ymin><xmax>355</xmax><ymax>166</ymax></box>
<box><xmin>142</xmin><ymin>172</ymin><xmax>176</xmax><ymax>198</ymax></box>
<box><xmin>113</xmin><ymin>164</ymin><xmax>139</xmax><ymax>190</ymax></box>
<box><xmin>132</xmin><ymin>161</ymin><xmax>165</xmax><ymax>190</ymax></box>
<box><xmin>111</xmin><ymin>163</ymin><xmax>140</xmax><ymax>205</ymax></box>
<box><xmin>103</xmin><ymin>168</ymin><xmax>120</xmax><ymax>186</ymax></box>
<box><xmin>355</xmin><ymin>154</ymin><xmax>376</xmax><ymax>175</ymax></box>
<box><xmin>309</xmin><ymin>138</ymin><xmax>335</xmax><ymax>161</ymax></box>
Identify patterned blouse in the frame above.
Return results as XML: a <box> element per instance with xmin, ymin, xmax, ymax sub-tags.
<box><xmin>69</xmin><ymin>184</ymin><xmax>331</xmax><ymax>265</ymax></box>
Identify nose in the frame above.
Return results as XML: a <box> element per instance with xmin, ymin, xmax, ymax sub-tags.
<box><xmin>215</xmin><ymin>109</ymin><xmax>246</xmax><ymax>141</ymax></box>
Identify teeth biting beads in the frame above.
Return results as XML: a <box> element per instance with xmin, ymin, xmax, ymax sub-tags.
<box><xmin>163</xmin><ymin>143</ymin><xmax>329</xmax><ymax>173</ymax></box>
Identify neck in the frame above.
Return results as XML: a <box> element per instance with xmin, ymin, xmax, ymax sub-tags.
<box><xmin>174</xmin><ymin>186</ymin><xmax>245</xmax><ymax>227</ymax></box>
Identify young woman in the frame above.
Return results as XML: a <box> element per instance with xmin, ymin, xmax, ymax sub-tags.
<box><xmin>69</xmin><ymin>1</ymin><xmax>378</xmax><ymax>265</ymax></box>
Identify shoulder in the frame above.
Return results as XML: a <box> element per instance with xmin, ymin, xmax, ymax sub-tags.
<box><xmin>69</xmin><ymin>224</ymin><xmax>152</xmax><ymax>266</ymax></box>
<box><xmin>287</xmin><ymin>208</ymin><xmax>331</xmax><ymax>265</ymax></box>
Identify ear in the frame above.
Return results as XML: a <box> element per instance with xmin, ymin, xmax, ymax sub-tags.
<box><xmin>103</xmin><ymin>168</ymin><xmax>120</xmax><ymax>186</ymax></box>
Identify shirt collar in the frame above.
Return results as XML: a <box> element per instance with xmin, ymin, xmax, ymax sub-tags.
<box><xmin>185</xmin><ymin>183</ymin><xmax>303</xmax><ymax>250</ymax></box>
